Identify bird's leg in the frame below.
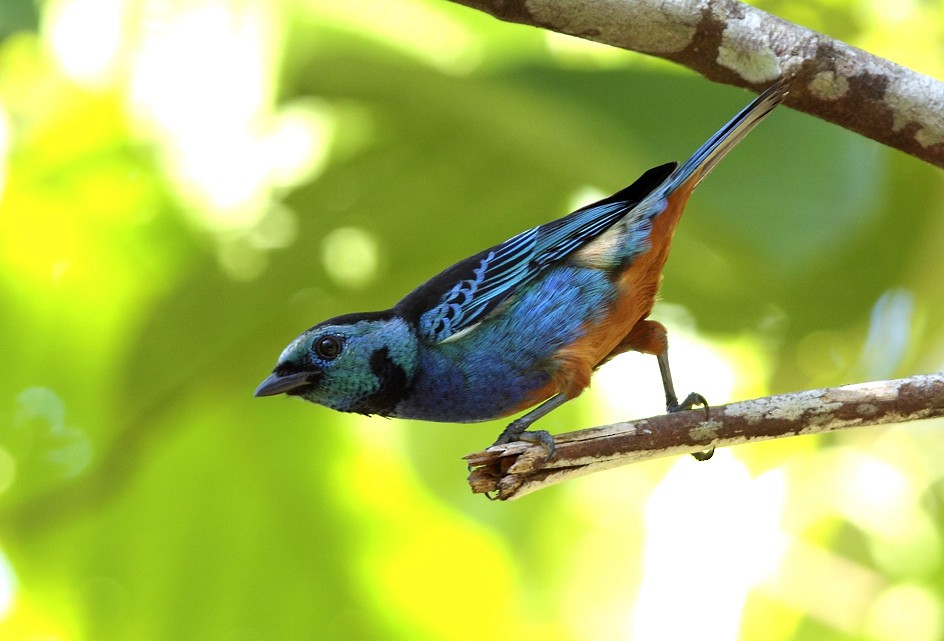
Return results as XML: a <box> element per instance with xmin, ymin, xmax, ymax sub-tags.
<box><xmin>656</xmin><ymin>347</ymin><xmax>713</xmax><ymax>460</ymax></box>
<box><xmin>492</xmin><ymin>393</ymin><xmax>568</xmax><ymax>459</ymax></box>
<box><xmin>657</xmin><ymin>348</ymin><xmax>707</xmax><ymax>414</ymax></box>
<box><xmin>617</xmin><ymin>320</ymin><xmax>710</xmax><ymax>413</ymax></box>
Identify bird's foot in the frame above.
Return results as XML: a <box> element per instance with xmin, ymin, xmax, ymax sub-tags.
<box><xmin>667</xmin><ymin>392</ymin><xmax>713</xmax><ymax>461</ymax></box>
<box><xmin>691</xmin><ymin>448</ymin><xmax>715</xmax><ymax>461</ymax></box>
<box><xmin>514</xmin><ymin>429</ymin><xmax>556</xmax><ymax>460</ymax></box>
<box><xmin>492</xmin><ymin>418</ymin><xmax>556</xmax><ymax>461</ymax></box>
<box><xmin>667</xmin><ymin>391</ymin><xmax>709</xmax><ymax>417</ymax></box>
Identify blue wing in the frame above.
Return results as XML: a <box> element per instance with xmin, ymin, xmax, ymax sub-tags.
<box><xmin>398</xmin><ymin>79</ymin><xmax>789</xmax><ymax>344</ymax></box>
<box><xmin>397</xmin><ymin>163</ymin><xmax>676</xmax><ymax>343</ymax></box>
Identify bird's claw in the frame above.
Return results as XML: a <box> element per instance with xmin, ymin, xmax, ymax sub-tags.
<box><xmin>691</xmin><ymin>447</ymin><xmax>715</xmax><ymax>461</ymax></box>
<box><xmin>492</xmin><ymin>420</ymin><xmax>556</xmax><ymax>462</ymax></box>
<box><xmin>667</xmin><ymin>392</ymin><xmax>713</xmax><ymax>461</ymax></box>
<box><xmin>513</xmin><ymin>429</ymin><xmax>556</xmax><ymax>460</ymax></box>
<box><xmin>667</xmin><ymin>391</ymin><xmax>709</xmax><ymax>418</ymax></box>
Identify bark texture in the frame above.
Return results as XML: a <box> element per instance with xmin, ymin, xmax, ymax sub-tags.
<box><xmin>466</xmin><ymin>374</ymin><xmax>944</xmax><ymax>500</ymax></box>
<box><xmin>448</xmin><ymin>0</ymin><xmax>944</xmax><ymax>168</ymax></box>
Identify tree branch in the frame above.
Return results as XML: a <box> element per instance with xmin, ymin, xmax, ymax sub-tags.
<box><xmin>447</xmin><ymin>0</ymin><xmax>944</xmax><ymax>169</ymax></box>
<box><xmin>466</xmin><ymin>373</ymin><xmax>944</xmax><ymax>500</ymax></box>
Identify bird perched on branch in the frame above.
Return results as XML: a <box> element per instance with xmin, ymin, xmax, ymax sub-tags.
<box><xmin>256</xmin><ymin>79</ymin><xmax>788</xmax><ymax>458</ymax></box>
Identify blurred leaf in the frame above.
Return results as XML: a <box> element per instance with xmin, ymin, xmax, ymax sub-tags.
<box><xmin>2</xmin><ymin>3</ymin><xmax>944</xmax><ymax>641</ymax></box>
<box><xmin>0</xmin><ymin>0</ymin><xmax>38</xmax><ymax>43</ymax></box>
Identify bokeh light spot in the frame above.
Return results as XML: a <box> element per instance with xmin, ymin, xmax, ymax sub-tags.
<box><xmin>45</xmin><ymin>0</ymin><xmax>125</xmax><ymax>86</ymax></box>
<box><xmin>632</xmin><ymin>453</ymin><xmax>788</xmax><ymax>641</ymax></box>
<box><xmin>15</xmin><ymin>387</ymin><xmax>92</xmax><ymax>479</ymax></box>
<box><xmin>0</xmin><ymin>549</ymin><xmax>17</xmax><ymax>619</ymax></box>
<box><xmin>15</xmin><ymin>387</ymin><xmax>66</xmax><ymax>431</ymax></box>
<box><xmin>838</xmin><ymin>454</ymin><xmax>913</xmax><ymax>537</ymax></box>
<box><xmin>864</xmin><ymin>583</ymin><xmax>944</xmax><ymax>641</ymax></box>
<box><xmin>566</xmin><ymin>185</ymin><xmax>606</xmax><ymax>212</ymax></box>
<box><xmin>834</xmin><ymin>451</ymin><xmax>942</xmax><ymax>579</ymax></box>
<box><xmin>263</xmin><ymin>100</ymin><xmax>335</xmax><ymax>188</ymax></box>
<box><xmin>247</xmin><ymin>204</ymin><xmax>298</xmax><ymax>251</ymax></box>
<box><xmin>321</xmin><ymin>227</ymin><xmax>380</xmax><ymax>289</ymax></box>
<box><xmin>218</xmin><ymin>236</ymin><xmax>269</xmax><ymax>281</ymax></box>
<box><xmin>858</xmin><ymin>289</ymin><xmax>914</xmax><ymax>379</ymax></box>
<box><xmin>128</xmin><ymin>0</ymin><xmax>280</xmax><ymax>230</ymax></box>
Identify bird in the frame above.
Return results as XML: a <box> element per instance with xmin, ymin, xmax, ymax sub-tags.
<box><xmin>255</xmin><ymin>79</ymin><xmax>788</xmax><ymax>458</ymax></box>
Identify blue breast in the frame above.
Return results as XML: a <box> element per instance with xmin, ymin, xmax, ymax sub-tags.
<box><xmin>392</xmin><ymin>265</ymin><xmax>616</xmax><ymax>422</ymax></box>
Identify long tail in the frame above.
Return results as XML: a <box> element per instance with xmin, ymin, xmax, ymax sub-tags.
<box><xmin>660</xmin><ymin>78</ymin><xmax>789</xmax><ymax>197</ymax></box>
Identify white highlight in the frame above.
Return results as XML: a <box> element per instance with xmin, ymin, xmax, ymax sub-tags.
<box><xmin>630</xmin><ymin>452</ymin><xmax>788</xmax><ymax>640</ymax></box>
<box><xmin>46</xmin><ymin>0</ymin><xmax>125</xmax><ymax>85</ymax></box>
<box><xmin>0</xmin><ymin>549</ymin><xmax>17</xmax><ymax>619</ymax></box>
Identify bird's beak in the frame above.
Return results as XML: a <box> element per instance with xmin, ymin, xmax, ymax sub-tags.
<box><xmin>254</xmin><ymin>371</ymin><xmax>316</xmax><ymax>397</ymax></box>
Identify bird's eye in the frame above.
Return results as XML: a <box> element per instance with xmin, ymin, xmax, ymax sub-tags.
<box><xmin>314</xmin><ymin>335</ymin><xmax>344</xmax><ymax>360</ymax></box>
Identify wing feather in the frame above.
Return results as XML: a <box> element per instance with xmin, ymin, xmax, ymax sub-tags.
<box><xmin>398</xmin><ymin>80</ymin><xmax>788</xmax><ymax>344</ymax></box>
<box><xmin>398</xmin><ymin>163</ymin><xmax>675</xmax><ymax>343</ymax></box>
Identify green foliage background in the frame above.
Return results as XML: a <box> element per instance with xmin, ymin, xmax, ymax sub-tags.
<box><xmin>1</xmin><ymin>0</ymin><xmax>943</xmax><ymax>640</ymax></box>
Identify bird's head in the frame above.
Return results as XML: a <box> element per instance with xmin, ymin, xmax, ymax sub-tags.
<box><xmin>255</xmin><ymin>311</ymin><xmax>418</xmax><ymax>416</ymax></box>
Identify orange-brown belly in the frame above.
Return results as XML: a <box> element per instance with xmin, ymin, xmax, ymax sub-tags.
<box><xmin>512</xmin><ymin>186</ymin><xmax>695</xmax><ymax>411</ymax></box>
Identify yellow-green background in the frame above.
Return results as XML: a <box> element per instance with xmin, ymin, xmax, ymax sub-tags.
<box><xmin>1</xmin><ymin>0</ymin><xmax>943</xmax><ymax>639</ymax></box>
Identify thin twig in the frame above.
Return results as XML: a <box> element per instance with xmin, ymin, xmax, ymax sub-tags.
<box><xmin>446</xmin><ymin>0</ymin><xmax>944</xmax><ymax>169</ymax></box>
<box><xmin>466</xmin><ymin>373</ymin><xmax>944</xmax><ymax>500</ymax></box>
